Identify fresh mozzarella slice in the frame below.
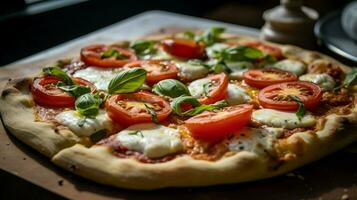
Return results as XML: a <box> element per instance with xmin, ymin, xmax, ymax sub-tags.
<box><xmin>227</xmin><ymin>127</ymin><xmax>283</xmax><ymax>155</ymax></box>
<box><xmin>188</xmin><ymin>78</ymin><xmax>211</xmax><ymax>98</ymax></box>
<box><xmin>55</xmin><ymin>110</ymin><xmax>112</xmax><ymax>137</ymax></box>
<box><xmin>252</xmin><ymin>109</ymin><xmax>316</xmax><ymax>129</ymax></box>
<box><xmin>226</xmin><ymin>83</ymin><xmax>251</xmax><ymax>105</ymax></box>
<box><xmin>176</xmin><ymin>62</ymin><xmax>209</xmax><ymax>81</ymax></box>
<box><xmin>116</xmin><ymin>123</ymin><xmax>183</xmax><ymax>158</ymax></box>
<box><xmin>206</xmin><ymin>43</ymin><xmax>229</xmax><ymax>58</ymax></box>
<box><xmin>299</xmin><ymin>73</ymin><xmax>335</xmax><ymax>91</ymax></box>
<box><xmin>73</xmin><ymin>67</ymin><xmax>122</xmax><ymax>90</ymax></box>
<box><xmin>273</xmin><ymin>59</ymin><xmax>307</xmax><ymax>76</ymax></box>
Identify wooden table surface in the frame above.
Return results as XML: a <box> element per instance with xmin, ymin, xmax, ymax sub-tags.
<box><xmin>0</xmin><ymin>10</ymin><xmax>356</xmax><ymax>200</ymax></box>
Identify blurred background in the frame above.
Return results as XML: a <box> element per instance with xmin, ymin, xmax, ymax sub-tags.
<box><xmin>0</xmin><ymin>0</ymin><xmax>353</xmax><ymax>66</ymax></box>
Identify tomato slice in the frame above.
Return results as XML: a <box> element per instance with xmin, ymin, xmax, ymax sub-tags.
<box><xmin>125</xmin><ymin>60</ymin><xmax>179</xmax><ymax>84</ymax></box>
<box><xmin>258</xmin><ymin>81</ymin><xmax>322</xmax><ymax>111</ymax></box>
<box><xmin>245</xmin><ymin>41</ymin><xmax>284</xmax><ymax>59</ymax></box>
<box><xmin>80</xmin><ymin>44</ymin><xmax>137</xmax><ymax>68</ymax></box>
<box><xmin>31</xmin><ymin>76</ymin><xmax>96</xmax><ymax>107</ymax></box>
<box><xmin>193</xmin><ymin>73</ymin><xmax>229</xmax><ymax>105</ymax></box>
<box><xmin>243</xmin><ymin>68</ymin><xmax>297</xmax><ymax>89</ymax></box>
<box><xmin>185</xmin><ymin>104</ymin><xmax>253</xmax><ymax>142</ymax></box>
<box><xmin>161</xmin><ymin>38</ymin><xmax>205</xmax><ymax>59</ymax></box>
<box><xmin>105</xmin><ymin>91</ymin><xmax>172</xmax><ymax>126</ymax></box>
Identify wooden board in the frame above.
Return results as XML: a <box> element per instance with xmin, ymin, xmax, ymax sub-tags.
<box><xmin>0</xmin><ymin>10</ymin><xmax>356</xmax><ymax>200</ymax></box>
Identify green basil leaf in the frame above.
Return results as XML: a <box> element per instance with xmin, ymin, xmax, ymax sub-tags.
<box><xmin>75</xmin><ymin>93</ymin><xmax>102</xmax><ymax>117</ymax></box>
<box><xmin>43</xmin><ymin>66</ymin><xmax>74</xmax><ymax>85</ymax></box>
<box><xmin>130</xmin><ymin>40</ymin><xmax>157</xmax><ymax>55</ymax></box>
<box><xmin>152</xmin><ymin>79</ymin><xmax>191</xmax><ymax>98</ymax></box>
<box><xmin>101</xmin><ymin>48</ymin><xmax>128</xmax><ymax>59</ymax></box>
<box><xmin>187</xmin><ymin>59</ymin><xmax>211</xmax><ymax>69</ymax></box>
<box><xmin>343</xmin><ymin>68</ymin><xmax>357</xmax><ymax>88</ymax></box>
<box><xmin>182</xmin><ymin>100</ymin><xmax>228</xmax><ymax>116</ymax></box>
<box><xmin>171</xmin><ymin>96</ymin><xmax>202</xmax><ymax>117</ymax></box>
<box><xmin>108</xmin><ymin>68</ymin><xmax>147</xmax><ymax>94</ymax></box>
<box><xmin>214</xmin><ymin>46</ymin><xmax>263</xmax><ymax>62</ymax></box>
<box><xmin>197</xmin><ymin>27</ymin><xmax>225</xmax><ymax>46</ymax></box>
<box><xmin>183</xmin><ymin>31</ymin><xmax>195</xmax><ymax>40</ymax></box>
<box><xmin>144</xmin><ymin>104</ymin><xmax>158</xmax><ymax>124</ymax></box>
<box><xmin>57</xmin><ymin>84</ymin><xmax>91</xmax><ymax>98</ymax></box>
<box><xmin>202</xmin><ymin>81</ymin><xmax>212</xmax><ymax>97</ymax></box>
<box><xmin>90</xmin><ymin>129</ymin><xmax>107</xmax><ymax>143</ymax></box>
<box><xmin>289</xmin><ymin>95</ymin><xmax>306</xmax><ymax>120</ymax></box>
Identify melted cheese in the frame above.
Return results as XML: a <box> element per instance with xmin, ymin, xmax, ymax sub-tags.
<box><xmin>299</xmin><ymin>73</ymin><xmax>335</xmax><ymax>91</ymax></box>
<box><xmin>116</xmin><ymin>123</ymin><xmax>183</xmax><ymax>158</ymax></box>
<box><xmin>252</xmin><ymin>109</ymin><xmax>316</xmax><ymax>129</ymax></box>
<box><xmin>55</xmin><ymin>110</ymin><xmax>112</xmax><ymax>136</ymax></box>
<box><xmin>73</xmin><ymin>67</ymin><xmax>121</xmax><ymax>90</ymax></box>
<box><xmin>188</xmin><ymin>78</ymin><xmax>211</xmax><ymax>98</ymax></box>
<box><xmin>206</xmin><ymin>43</ymin><xmax>229</xmax><ymax>58</ymax></box>
<box><xmin>273</xmin><ymin>59</ymin><xmax>307</xmax><ymax>76</ymax></box>
<box><xmin>176</xmin><ymin>62</ymin><xmax>209</xmax><ymax>81</ymax></box>
<box><xmin>227</xmin><ymin>127</ymin><xmax>283</xmax><ymax>155</ymax></box>
<box><xmin>226</xmin><ymin>84</ymin><xmax>251</xmax><ymax>105</ymax></box>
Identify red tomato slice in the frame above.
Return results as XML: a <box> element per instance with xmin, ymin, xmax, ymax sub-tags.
<box><xmin>243</xmin><ymin>68</ymin><xmax>297</xmax><ymax>89</ymax></box>
<box><xmin>161</xmin><ymin>39</ymin><xmax>205</xmax><ymax>59</ymax></box>
<box><xmin>245</xmin><ymin>41</ymin><xmax>284</xmax><ymax>59</ymax></box>
<box><xmin>80</xmin><ymin>44</ymin><xmax>137</xmax><ymax>68</ymax></box>
<box><xmin>258</xmin><ymin>81</ymin><xmax>322</xmax><ymax>111</ymax></box>
<box><xmin>105</xmin><ymin>91</ymin><xmax>172</xmax><ymax>126</ymax></box>
<box><xmin>31</xmin><ymin>76</ymin><xmax>96</xmax><ymax>107</ymax></box>
<box><xmin>185</xmin><ymin>104</ymin><xmax>253</xmax><ymax>142</ymax></box>
<box><xmin>125</xmin><ymin>60</ymin><xmax>179</xmax><ymax>84</ymax></box>
<box><xmin>196</xmin><ymin>73</ymin><xmax>229</xmax><ymax>104</ymax></box>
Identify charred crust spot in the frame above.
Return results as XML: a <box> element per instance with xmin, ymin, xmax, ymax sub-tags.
<box><xmin>11</xmin><ymin>78</ymin><xmax>32</xmax><ymax>90</ymax></box>
<box><xmin>69</xmin><ymin>165</ymin><xmax>76</xmax><ymax>172</ymax></box>
<box><xmin>1</xmin><ymin>88</ymin><xmax>19</xmax><ymax>98</ymax></box>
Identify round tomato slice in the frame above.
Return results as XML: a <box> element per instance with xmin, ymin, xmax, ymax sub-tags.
<box><xmin>161</xmin><ymin>38</ymin><xmax>205</xmax><ymax>59</ymax></box>
<box><xmin>194</xmin><ymin>73</ymin><xmax>229</xmax><ymax>105</ymax></box>
<box><xmin>80</xmin><ymin>44</ymin><xmax>137</xmax><ymax>68</ymax></box>
<box><xmin>31</xmin><ymin>76</ymin><xmax>96</xmax><ymax>107</ymax></box>
<box><xmin>125</xmin><ymin>60</ymin><xmax>179</xmax><ymax>84</ymax></box>
<box><xmin>185</xmin><ymin>104</ymin><xmax>253</xmax><ymax>142</ymax></box>
<box><xmin>105</xmin><ymin>91</ymin><xmax>172</xmax><ymax>126</ymax></box>
<box><xmin>243</xmin><ymin>68</ymin><xmax>297</xmax><ymax>89</ymax></box>
<box><xmin>258</xmin><ymin>81</ymin><xmax>322</xmax><ymax>111</ymax></box>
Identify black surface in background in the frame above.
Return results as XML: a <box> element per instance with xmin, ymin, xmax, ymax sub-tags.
<box><xmin>0</xmin><ymin>0</ymin><xmax>220</xmax><ymax>66</ymax></box>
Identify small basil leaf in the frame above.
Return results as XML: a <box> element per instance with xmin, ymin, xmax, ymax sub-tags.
<box><xmin>152</xmin><ymin>79</ymin><xmax>191</xmax><ymax>98</ymax></box>
<box><xmin>202</xmin><ymin>81</ymin><xmax>212</xmax><ymax>97</ymax></box>
<box><xmin>108</xmin><ymin>68</ymin><xmax>147</xmax><ymax>94</ymax></box>
<box><xmin>187</xmin><ymin>59</ymin><xmax>211</xmax><ymax>69</ymax></box>
<box><xmin>144</xmin><ymin>104</ymin><xmax>158</xmax><ymax>124</ymax></box>
<box><xmin>183</xmin><ymin>31</ymin><xmax>195</xmax><ymax>40</ymax></box>
<box><xmin>130</xmin><ymin>40</ymin><xmax>157</xmax><ymax>55</ymax></box>
<box><xmin>43</xmin><ymin>66</ymin><xmax>74</xmax><ymax>85</ymax></box>
<box><xmin>289</xmin><ymin>95</ymin><xmax>306</xmax><ymax>120</ymax></box>
<box><xmin>197</xmin><ymin>27</ymin><xmax>225</xmax><ymax>46</ymax></box>
<box><xmin>214</xmin><ymin>46</ymin><xmax>263</xmax><ymax>62</ymax></box>
<box><xmin>182</xmin><ymin>100</ymin><xmax>228</xmax><ymax>116</ymax></box>
<box><xmin>57</xmin><ymin>84</ymin><xmax>91</xmax><ymax>98</ymax></box>
<box><xmin>90</xmin><ymin>129</ymin><xmax>107</xmax><ymax>143</ymax></box>
<box><xmin>171</xmin><ymin>96</ymin><xmax>202</xmax><ymax>117</ymax></box>
<box><xmin>343</xmin><ymin>68</ymin><xmax>357</xmax><ymax>88</ymax></box>
<box><xmin>101</xmin><ymin>48</ymin><xmax>128</xmax><ymax>59</ymax></box>
<box><xmin>75</xmin><ymin>93</ymin><xmax>102</xmax><ymax>117</ymax></box>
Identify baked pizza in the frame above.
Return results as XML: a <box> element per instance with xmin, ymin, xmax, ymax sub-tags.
<box><xmin>1</xmin><ymin>27</ymin><xmax>357</xmax><ymax>190</ymax></box>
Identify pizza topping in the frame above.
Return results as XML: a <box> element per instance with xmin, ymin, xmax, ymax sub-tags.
<box><xmin>227</xmin><ymin>127</ymin><xmax>283</xmax><ymax>155</ymax></box>
<box><xmin>188</xmin><ymin>73</ymin><xmax>229</xmax><ymax>104</ymax></box>
<box><xmin>225</xmin><ymin>83</ymin><xmax>251</xmax><ymax>105</ymax></box>
<box><xmin>185</xmin><ymin>104</ymin><xmax>253</xmax><ymax>142</ymax></box>
<box><xmin>195</xmin><ymin>27</ymin><xmax>225</xmax><ymax>46</ymax></box>
<box><xmin>75</xmin><ymin>93</ymin><xmax>103</xmax><ymax>117</ymax></box>
<box><xmin>115</xmin><ymin>123</ymin><xmax>183</xmax><ymax>158</ymax></box>
<box><xmin>244</xmin><ymin>41</ymin><xmax>284</xmax><ymax>59</ymax></box>
<box><xmin>252</xmin><ymin>109</ymin><xmax>316</xmax><ymax>129</ymax></box>
<box><xmin>161</xmin><ymin>38</ymin><xmax>205</xmax><ymax>59</ymax></box>
<box><xmin>43</xmin><ymin>66</ymin><xmax>74</xmax><ymax>85</ymax></box>
<box><xmin>80</xmin><ymin>44</ymin><xmax>137</xmax><ymax>68</ymax></box>
<box><xmin>299</xmin><ymin>73</ymin><xmax>335</xmax><ymax>91</ymax></box>
<box><xmin>125</xmin><ymin>60</ymin><xmax>179</xmax><ymax>84</ymax></box>
<box><xmin>307</xmin><ymin>60</ymin><xmax>344</xmax><ymax>83</ymax></box>
<box><xmin>105</xmin><ymin>91</ymin><xmax>171</xmax><ymax>126</ymax></box>
<box><xmin>212</xmin><ymin>45</ymin><xmax>264</xmax><ymax>62</ymax></box>
<box><xmin>258</xmin><ymin>81</ymin><xmax>322</xmax><ymax>111</ymax></box>
<box><xmin>55</xmin><ymin>110</ymin><xmax>112</xmax><ymax>137</ymax></box>
<box><xmin>272</xmin><ymin>59</ymin><xmax>307</xmax><ymax>76</ymax></box>
<box><xmin>152</xmin><ymin>79</ymin><xmax>191</xmax><ymax>98</ymax></box>
<box><xmin>176</xmin><ymin>62</ymin><xmax>210</xmax><ymax>81</ymax></box>
<box><xmin>129</xmin><ymin>40</ymin><xmax>157</xmax><ymax>56</ymax></box>
<box><xmin>107</xmin><ymin>68</ymin><xmax>147</xmax><ymax>94</ymax></box>
<box><xmin>243</xmin><ymin>68</ymin><xmax>298</xmax><ymax>89</ymax></box>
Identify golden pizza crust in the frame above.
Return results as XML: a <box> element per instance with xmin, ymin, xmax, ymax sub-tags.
<box><xmin>0</xmin><ymin>32</ymin><xmax>356</xmax><ymax>189</ymax></box>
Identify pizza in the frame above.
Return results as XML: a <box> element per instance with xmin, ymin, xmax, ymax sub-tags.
<box><xmin>1</xmin><ymin>27</ymin><xmax>357</xmax><ymax>190</ymax></box>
